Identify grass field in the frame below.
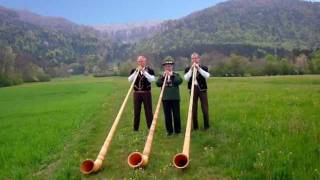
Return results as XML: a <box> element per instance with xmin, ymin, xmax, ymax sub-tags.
<box><xmin>0</xmin><ymin>75</ymin><xmax>319</xmax><ymax>179</ymax></box>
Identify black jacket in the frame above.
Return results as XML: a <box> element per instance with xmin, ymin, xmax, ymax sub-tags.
<box><xmin>185</xmin><ymin>65</ymin><xmax>208</xmax><ymax>91</ymax></box>
<box><xmin>130</xmin><ymin>67</ymin><xmax>155</xmax><ymax>91</ymax></box>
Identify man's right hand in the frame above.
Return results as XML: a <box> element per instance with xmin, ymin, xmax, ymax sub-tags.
<box><xmin>194</xmin><ymin>63</ymin><xmax>199</xmax><ymax>70</ymax></box>
<box><xmin>165</xmin><ymin>70</ymin><xmax>173</xmax><ymax>76</ymax></box>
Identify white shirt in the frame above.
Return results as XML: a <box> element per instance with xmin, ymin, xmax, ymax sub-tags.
<box><xmin>184</xmin><ymin>66</ymin><xmax>210</xmax><ymax>85</ymax></box>
<box><xmin>128</xmin><ymin>68</ymin><xmax>155</xmax><ymax>83</ymax></box>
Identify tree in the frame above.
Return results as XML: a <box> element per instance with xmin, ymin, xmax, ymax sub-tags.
<box><xmin>309</xmin><ymin>50</ymin><xmax>320</xmax><ymax>74</ymax></box>
<box><xmin>248</xmin><ymin>59</ymin><xmax>266</xmax><ymax>76</ymax></box>
<box><xmin>263</xmin><ymin>54</ymin><xmax>280</xmax><ymax>75</ymax></box>
<box><xmin>0</xmin><ymin>46</ymin><xmax>22</xmax><ymax>87</ymax></box>
<box><xmin>84</xmin><ymin>55</ymin><xmax>99</xmax><ymax>74</ymax></box>
<box><xmin>278</xmin><ymin>58</ymin><xmax>295</xmax><ymax>75</ymax></box>
<box><xmin>265</xmin><ymin>54</ymin><xmax>278</xmax><ymax>63</ymax></box>
<box><xmin>228</xmin><ymin>54</ymin><xmax>250</xmax><ymax>76</ymax></box>
<box><xmin>118</xmin><ymin>60</ymin><xmax>135</xmax><ymax>76</ymax></box>
<box><xmin>93</xmin><ymin>59</ymin><xmax>115</xmax><ymax>77</ymax></box>
<box><xmin>294</xmin><ymin>54</ymin><xmax>309</xmax><ymax>74</ymax></box>
<box><xmin>0</xmin><ymin>46</ymin><xmax>16</xmax><ymax>76</ymax></box>
<box><xmin>210</xmin><ymin>54</ymin><xmax>250</xmax><ymax>77</ymax></box>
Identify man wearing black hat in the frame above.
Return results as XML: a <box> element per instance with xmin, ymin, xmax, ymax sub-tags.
<box><xmin>128</xmin><ymin>55</ymin><xmax>155</xmax><ymax>131</ymax></box>
<box><xmin>184</xmin><ymin>52</ymin><xmax>210</xmax><ymax>130</ymax></box>
<box><xmin>156</xmin><ymin>56</ymin><xmax>183</xmax><ymax>136</ymax></box>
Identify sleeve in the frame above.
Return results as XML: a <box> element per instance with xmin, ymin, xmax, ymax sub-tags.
<box><xmin>156</xmin><ymin>75</ymin><xmax>165</xmax><ymax>87</ymax></box>
<box><xmin>172</xmin><ymin>73</ymin><xmax>183</xmax><ymax>85</ymax></box>
<box><xmin>143</xmin><ymin>70</ymin><xmax>155</xmax><ymax>82</ymax></box>
<box><xmin>128</xmin><ymin>69</ymin><xmax>138</xmax><ymax>82</ymax></box>
<box><xmin>184</xmin><ymin>67</ymin><xmax>192</xmax><ymax>81</ymax></box>
<box><xmin>198</xmin><ymin>66</ymin><xmax>210</xmax><ymax>79</ymax></box>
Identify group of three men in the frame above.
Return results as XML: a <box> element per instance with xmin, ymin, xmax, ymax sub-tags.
<box><xmin>128</xmin><ymin>53</ymin><xmax>210</xmax><ymax>136</ymax></box>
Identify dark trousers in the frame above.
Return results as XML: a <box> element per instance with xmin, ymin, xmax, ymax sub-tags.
<box><xmin>133</xmin><ymin>91</ymin><xmax>153</xmax><ymax>131</ymax></box>
<box><xmin>162</xmin><ymin>100</ymin><xmax>181</xmax><ymax>134</ymax></box>
<box><xmin>192</xmin><ymin>86</ymin><xmax>209</xmax><ymax>130</ymax></box>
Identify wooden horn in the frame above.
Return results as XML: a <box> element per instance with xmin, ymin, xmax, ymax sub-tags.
<box><xmin>80</xmin><ymin>69</ymin><xmax>140</xmax><ymax>174</ymax></box>
<box><xmin>127</xmin><ymin>75</ymin><xmax>168</xmax><ymax>168</ymax></box>
<box><xmin>173</xmin><ymin>65</ymin><xmax>197</xmax><ymax>169</ymax></box>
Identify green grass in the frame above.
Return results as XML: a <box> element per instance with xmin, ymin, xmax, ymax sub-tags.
<box><xmin>0</xmin><ymin>75</ymin><xmax>319</xmax><ymax>179</ymax></box>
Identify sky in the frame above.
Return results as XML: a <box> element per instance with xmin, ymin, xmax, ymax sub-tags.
<box><xmin>0</xmin><ymin>0</ymin><xmax>227</xmax><ymax>25</ymax></box>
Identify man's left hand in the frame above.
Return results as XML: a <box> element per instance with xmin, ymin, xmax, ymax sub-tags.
<box><xmin>194</xmin><ymin>63</ymin><xmax>200</xmax><ymax>70</ymax></box>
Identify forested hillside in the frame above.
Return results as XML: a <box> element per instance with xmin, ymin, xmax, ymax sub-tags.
<box><xmin>1</xmin><ymin>0</ymin><xmax>320</xmax><ymax>87</ymax></box>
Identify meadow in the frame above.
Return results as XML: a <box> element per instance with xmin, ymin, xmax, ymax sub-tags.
<box><xmin>0</xmin><ymin>75</ymin><xmax>319</xmax><ymax>179</ymax></box>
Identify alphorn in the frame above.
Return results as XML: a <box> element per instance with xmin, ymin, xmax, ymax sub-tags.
<box><xmin>173</xmin><ymin>65</ymin><xmax>197</xmax><ymax>169</ymax></box>
<box><xmin>80</xmin><ymin>69</ymin><xmax>140</xmax><ymax>174</ymax></box>
<box><xmin>127</xmin><ymin>75</ymin><xmax>168</xmax><ymax>168</ymax></box>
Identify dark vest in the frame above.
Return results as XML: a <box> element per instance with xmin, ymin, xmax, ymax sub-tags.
<box><xmin>130</xmin><ymin>67</ymin><xmax>155</xmax><ymax>91</ymax></box>
<box><xmin>185</xmin><ymin>65</ymin><xmax>208</xmax><ymax>91</ymax></box>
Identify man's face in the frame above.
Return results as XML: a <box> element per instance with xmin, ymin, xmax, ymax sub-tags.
<box><xmin>164</xmin><ymin>64</ymin><xmax>173</xmax><ymax>72</ymax></box>
<box><xmin>137</xmin><ymin>56</ymin><xmax>147</xmax><ymax>67</ymax></box>
<box><xmin>191</xmin><ymin>55</ymin><xmax>200</xmax><ymax>64</ymax></box>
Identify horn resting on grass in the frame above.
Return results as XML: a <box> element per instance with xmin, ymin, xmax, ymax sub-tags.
<box><xmin>173</xmin><ymin>65</ymin><xmax>197</xmax><ymax>169</ymax></box>
<box><xmin>80</xmin><ymin>69</ymin><xmax>140</xmax><ymax>174</ymax></box>
<box><xmin>127</xmin><ymin>75</ymin><xmax>168</xmax><ymax>168</ymax></box>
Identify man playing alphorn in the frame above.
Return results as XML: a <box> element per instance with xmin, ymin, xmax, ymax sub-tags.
<box><xmin>128</xmin><ymin>55</ymin><xmax>155</xmax><ymax>131</ymax></box>
<box><xmin>156</xmin><ymin>56</ymin><xmax>183</xmax><ymax>136</ymax></box>
<box><xmin>184</xmin><ymin>52</ymin><xmax>210</xmax><ymax>130</ymax></box>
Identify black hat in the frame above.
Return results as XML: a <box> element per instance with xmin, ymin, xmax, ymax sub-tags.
<box><xmin>162</xmin><ymin>56</ymin><xmax>175</xmax><ymax>66</ymax></box>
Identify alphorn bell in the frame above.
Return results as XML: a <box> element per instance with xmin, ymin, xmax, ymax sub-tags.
<box><xmin>80</xmin><ymin>69</ymin><xmax>140</xmax><ymax>174</ymax></box>
<box><xmin>127</xmin><ymin>75</ymin><xmax>168</xmax><ymax>168</ymax></box>
<box><xmin>173</xmin><ymin>65</ymin><xmax>197</xmax><ymax>169</ymax></box>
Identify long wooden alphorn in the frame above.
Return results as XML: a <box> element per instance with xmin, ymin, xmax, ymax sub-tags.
<box><xmin>173</xmin><ymin>65</ymin><xmax>197</xmax><ymax>169</ymax></box>
<box><xmin>80</xmin><ymin>69</ymin><xmax>140</xmax><ymax>174</ymax></box>
<box><xmin>127</xmin><ymin>75</ymin><xmax>168</xmax><ymax>168</ymax></box>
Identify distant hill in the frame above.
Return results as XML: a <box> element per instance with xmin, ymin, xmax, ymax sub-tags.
<box><xmin>0</xmin><ymin>5</ymin><xmax>110</xmax><ymax>61</ymax></box>
<box><xmin>16</xmin><ymin>9</ymin><xmax>80</xmax><ymax>32</ymax></box>
<box><xmin>0</xmin><ymin>5</ymin><xmax>122</xmax><ymax>87</ymax></box>
<box><xmin>2</xmin><ymin>0</ymin><xmax>320</xmax><ymax>63</ymax></box>
<box><xmin>1</xmin><ymin>0</ymin><xmax>320</xmax><ymax>86</ymax></box>
<box><xmin>134</xmin><ymin>0</ymin><xmax>320</xmax><ymax>57</ymax></box>
<box><xmin>93</xmin><ymin>21</ymin><xmax>162</xmax><ymax>43</ymax></box>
